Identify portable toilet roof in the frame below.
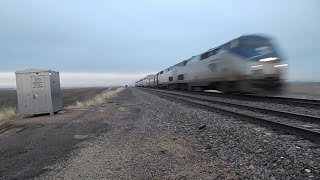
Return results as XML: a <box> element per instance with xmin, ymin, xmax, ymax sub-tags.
<box><xmin>15</xmin><ymin>68</ymin><xmax>57</xmax><ymax>74</ymax></box>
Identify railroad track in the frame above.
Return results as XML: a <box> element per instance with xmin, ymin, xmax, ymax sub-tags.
<box><xmin>192</xmin><ymin>90</ymin><xmax>320</xmax><ymax>109</ymax></box>
<box><xmin>142</xmin><ymin>88</ymin><xmax>320</xmax><ymax>144</ymax></box>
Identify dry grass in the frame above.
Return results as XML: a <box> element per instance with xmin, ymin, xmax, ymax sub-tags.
<box><xmin>68</xmin><ymin>87</ymin><xmax>124</xmax><ymax>109</ymax></box>
<box><xmin>0</xmin><ymin>107</ymin><xmax>16</xmax><ymax>123</ymax></box>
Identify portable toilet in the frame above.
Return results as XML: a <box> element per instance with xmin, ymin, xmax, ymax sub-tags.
<box><xmin>15</xmin><ymin>68</ymin><xmax>62</xmax><ymax>116</ymax></box>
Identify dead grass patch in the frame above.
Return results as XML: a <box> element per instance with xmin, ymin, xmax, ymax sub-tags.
<box><xmin>68</xmin><ymin>87</ymin><xmax>124</xmax><ymax>109</ymax></box>
<box><xmin>0</xmin><ymin>107</ymin><xmax>16</xmax><ymax>123</ymax></box>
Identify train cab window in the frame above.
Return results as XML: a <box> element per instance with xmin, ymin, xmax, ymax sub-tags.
<box><xmin>175</xmin><ymin>61</ymin><xmax>186</xmax><ymax>67</ymax></box>
<box><xmin>230</xmin><ymin>37</ymin><xmax>275</xmax><ymax>59</ymax></box>
<box><xmin>159</xmin><ymin>71</ymin><xmax>163</xmax><ymax>74</ymax></box>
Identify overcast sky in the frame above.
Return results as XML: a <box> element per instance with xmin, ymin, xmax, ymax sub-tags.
<box><xmin>0</xmin><ymin>0</ymin><xmax>319</xmax><ymax>87</ymax></box>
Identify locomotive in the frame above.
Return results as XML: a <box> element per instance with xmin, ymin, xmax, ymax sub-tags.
<box><xmin>136</xmin><ymin>34</ymin><xmax>287</xmax><ymax>94</ymax></box>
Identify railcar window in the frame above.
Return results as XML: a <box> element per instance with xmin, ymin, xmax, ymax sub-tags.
<box><xmin>210</xmin><ymin>49</ymin><xmax>219</xmax><ymax>56</ymax></box>
<box><xmin>221</xmin><ymin>43</ymin><xmax>230</xmax><ymax>51</ymax></box>
<box><xmin>175</xmin><ymin>61</ymin><xmax>185</xmax><ymax>67</ymax></box>
<box><xmin>200</xmin><ymin>52</ymin><xmax>209</xmax><ymax>60</ymax></box>
<box><xmin>186</xmin><ymin>57</ymin><xmax>198</xmax><ymax>65</ymax></box>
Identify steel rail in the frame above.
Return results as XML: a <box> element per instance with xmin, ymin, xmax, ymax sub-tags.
<box><xmin>145</xmin><ymin>88</ymin><xmax>320</xmax><ymax>124</ymax></box>
<box><xmin>194</xmin><ymin>91</ymin><xmax>320</xmax><ymax>109</ymax></box>
<box><xmin>145</xmin><ymin>87</ymin><xmax>320</xmax><ymax>108</ymax></box>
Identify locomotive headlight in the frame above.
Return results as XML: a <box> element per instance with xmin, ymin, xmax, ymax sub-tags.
<box><xmin>274</xmin><ymin>64</ymin><xmax>288</xmax><ymax>68</ymax></box>
<box><xmin>251</xmin><ymin>64</ymin><xmax>263</xmax><ymax>68</ymax></box>
<box><xmin>259</xmin><ymin>57</ymin><xmax>278</xmax><ymax>62</ymax></box>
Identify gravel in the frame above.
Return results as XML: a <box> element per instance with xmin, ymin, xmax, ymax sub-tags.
<box><xmin>150</xmin><ymin>89</ymin><xmax>320</xmax><ymax>117</ymax></box>
<box><xmin>160</xmin><ymin>93</ymin><xmax>320</xmax><ymax>130</ymax></box>
<box><xmin>37</xmin><ymin>88</ymin><xmax>320</xmax><ymax>179</ymax></box>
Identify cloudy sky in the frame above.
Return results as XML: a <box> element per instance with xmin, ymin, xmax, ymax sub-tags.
<box><xmin>0</xmin><ymin>0</ymin><xmax>319</xmax><ymax>87</ymax></box>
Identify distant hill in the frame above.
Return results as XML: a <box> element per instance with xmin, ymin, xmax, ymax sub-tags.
<box><xmin>0</xmin><ymin>88</ymin><xmax>15</xmax><ymax>90</ymax></box>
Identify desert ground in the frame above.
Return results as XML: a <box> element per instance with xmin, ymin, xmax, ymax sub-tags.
<box><xmin>280</xmin><ymin>82</ymin><xmax>320</xmax><ymax>100</ymax></box>
<box><xmin>1</xmin><ymin>82</ymin><xmax>320</xmax><ymax>111</ymax></box>
<box><xmin>0</xmin><ymin>87</ymin><xmax>106</xmax><ymax>110</ymax></box>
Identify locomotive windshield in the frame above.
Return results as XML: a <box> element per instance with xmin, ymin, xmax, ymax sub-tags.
<box><xmin>230</xmin><ymin>36</ymin><xmax>278</xmax><ymax>59</ymax></box>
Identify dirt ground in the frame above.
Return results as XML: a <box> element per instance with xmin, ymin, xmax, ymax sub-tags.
<box><xmin>280</xmin><ymin>82</ymin><xmax>320</xmax><ymax>100</ymax></box>
<box><xmin>0</xmin><ymin>87</ymin><xmax>107</xmax><ymax>110</ymax></box>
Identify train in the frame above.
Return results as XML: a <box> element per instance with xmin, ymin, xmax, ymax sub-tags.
<box><xmin>135</xmin><ymin>34</ymin><xmax>288</xmax><ymax>94</ymax></box>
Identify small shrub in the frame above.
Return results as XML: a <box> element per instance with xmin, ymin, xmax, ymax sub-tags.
<box><xmin>0</xmin><ymin>107</ymin><xmax>16</xmax><ymax>123</ymax></box>
<box><xmin>69</xmin><ymin>87</ymin><xmax>124</xmax><ymax>109</ymax></box>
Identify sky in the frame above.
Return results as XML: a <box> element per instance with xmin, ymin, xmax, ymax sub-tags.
<box><xmin>0</xmin><ymin>0</ymin><xmax>319</xmax><ymax>87</ymax></box>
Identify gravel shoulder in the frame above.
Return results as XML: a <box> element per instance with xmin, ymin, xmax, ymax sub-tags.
<box><xmin>37</xmin><ymin>88</ymin><xmax>218</xmax><ymax>179</ymax></box>
<box><xmin>37</xmin><ymin>88</ymin><xmax>319</xmax><ymax>179</ymax></box>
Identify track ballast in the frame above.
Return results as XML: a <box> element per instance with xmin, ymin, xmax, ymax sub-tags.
<box><xmin>141</xmin><ymin>88</ymin><xmax>320</xmax><ymax>144</ymax></box>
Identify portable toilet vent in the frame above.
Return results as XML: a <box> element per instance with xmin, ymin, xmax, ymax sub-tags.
<box><xmin>15</xmin><ymin>68</ymin><xmax>62</xmax><ymax>116</ymax></box>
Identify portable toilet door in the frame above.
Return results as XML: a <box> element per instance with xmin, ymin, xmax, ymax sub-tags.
<box><xmin>31</xmin><ymin>75</ymin><xmax>48</xmax><ymax>114</ymax></box>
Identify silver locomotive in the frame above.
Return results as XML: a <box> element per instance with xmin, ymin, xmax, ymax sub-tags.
<box><xmin>136</xmin><ymin>35</ymin><xmax>287</xmax><ymax>94</ymax></box>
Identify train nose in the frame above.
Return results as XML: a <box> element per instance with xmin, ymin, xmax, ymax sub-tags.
<box><xmin>264</xmin><ymin>64</ymin><xmax>280</xmax><ymax>75</ymax></box>
<box><xmin>250</xmin><ymin>63</ymin><xmax>285</xmax><ymax>78</ymax></box>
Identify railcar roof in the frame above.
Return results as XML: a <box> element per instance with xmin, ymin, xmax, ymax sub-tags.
<box><xmin>157</xmin><ymin>34</ymin><xmax>271</xmax><ymax>74</ymax></box>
